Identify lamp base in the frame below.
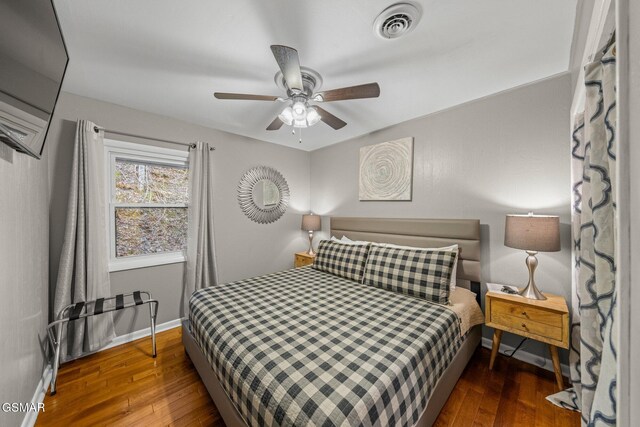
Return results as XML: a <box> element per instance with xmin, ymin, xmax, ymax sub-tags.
<box><xmin>519</xmin><ymin>282</ymin><xmax>547</xmax><ymax>300</ymax></box>
<box><xmin>519</xmin><ymin>251</ymin><xmax>547</xmax><ymax>300</ymax></box>
<box><xmin>306</xmin><ymin>231</ymin><xmax>316</xmax><ymax>256</ymax></box>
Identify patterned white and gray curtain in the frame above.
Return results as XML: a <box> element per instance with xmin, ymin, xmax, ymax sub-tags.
<box><xmin>53</xmin><ymin>120</ymin><xmax>116</xmax><ymax>360</ymax></box>
<box><xmin>182</xmin><ymin>141</ymin><xmax>218</xmax><ymax>316</ymax></box>
<box><xmin>548</xmin><ymin>44</ymin><xmax>617</xmax><ymax>426</ymax></box>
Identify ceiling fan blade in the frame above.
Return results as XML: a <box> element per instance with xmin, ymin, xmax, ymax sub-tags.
<box><xmin>266</xmin><ymin>116</ymin><xmax>284</xmax><ymax>131</ymax></box>
<box><xmin>214</xmin><ymin>92</ymin><xmax>280</xmax><ymax>101</ymax></box>
<box><xmin>270</xmin><ymin>45</ymin><xmax>304</xmax><ymax>93</ymax></box>
<box><xmin>315</xmin><ymin>106</ymin><xmax>347</xmax><ymax>130</ymax></box>
<box><xmin>314</xmin><ymin>83</ymin><xmax>380</xmax><ymax>102</ymax></box>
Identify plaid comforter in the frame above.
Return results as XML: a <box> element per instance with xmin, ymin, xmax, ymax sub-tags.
<box><xmin>189</xmin><ymin>267</ymin><xmax>462</xmax><ymax>427</ymax></box>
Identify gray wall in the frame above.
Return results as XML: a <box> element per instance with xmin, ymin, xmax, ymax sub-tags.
<box><xmin>47</xmin><ymin>92</ymin><xmax>311</xmax><ymax>336</ymax></box>
<box><xmin>0</xmin><ymin>145</ymin><xmax>49</xmax><ymax>427</ymax></box>
<box><xmin>310</xmin><ymin>73</ymin><xmax>572</xmax><ymax>363</ymax></box>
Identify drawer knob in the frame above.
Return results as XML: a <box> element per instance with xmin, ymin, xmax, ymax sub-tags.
<box><xmin>521</xmin><ymin>323</ymin><xmax>527</xmax><ymax>328</ymax></box>
<box><xmin>522</xmin><ymin>311</ymin><xmax>527</xmax><ymax>316</ymax></box>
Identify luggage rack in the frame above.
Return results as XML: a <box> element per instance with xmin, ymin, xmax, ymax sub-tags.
<box><xmin>46</xmin><ymin>291</ymin><xmax>158</xmax><ymax>395</ymax></box>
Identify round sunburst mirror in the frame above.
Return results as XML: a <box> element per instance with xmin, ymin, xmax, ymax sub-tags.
<box><xmin>237</xmin><ymin>166</ymin><xmax>290</xmax><ymax>224</ymax></box>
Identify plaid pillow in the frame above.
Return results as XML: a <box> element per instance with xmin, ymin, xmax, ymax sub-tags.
<box><xmin>312</xmin><ymin>240</ymin><xmax>370</xmax><ymax>282</ymax></box>
<box><xmin>363</xmin><ymin>245</ymin><xmax>457</xmax><ymax>304</ymax></box>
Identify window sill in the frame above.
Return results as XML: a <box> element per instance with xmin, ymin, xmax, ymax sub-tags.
<box><xmin>109</xmin><ymin>253</ymin><xmax>186</xmax><ymax>272</ymax></box>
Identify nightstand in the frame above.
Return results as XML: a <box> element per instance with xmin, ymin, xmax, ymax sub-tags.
<box><xmin>485</xmin><ymin>289</ymin><xmax>569</xmax><ymax>390</ymax></box>
<box><xmin>294</xmin><ymin>252</ymin><xmax>315</xmax><ymax>268</ymax></box>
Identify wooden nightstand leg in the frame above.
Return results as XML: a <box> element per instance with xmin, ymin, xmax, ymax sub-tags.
<box><xmin>489</xmin><ymin>329</ymin><xmax>503</xmax><ymax>370</ymax></box>
<box><xmin>549</xmin><ymin>345</ymin><xmax>564</xmax><ymax>390</ymax></box>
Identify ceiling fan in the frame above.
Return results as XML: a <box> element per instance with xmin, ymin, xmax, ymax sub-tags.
<box><xmin>214</xmin><ymin>45</ymin><xmax>380</xmax><ymax>131</ymax></box>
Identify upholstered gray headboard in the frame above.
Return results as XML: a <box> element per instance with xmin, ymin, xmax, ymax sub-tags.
<box><xmin>330</xmin><ymin>217</ymin><xmax>482</xmax><ymax>301</ymax></box>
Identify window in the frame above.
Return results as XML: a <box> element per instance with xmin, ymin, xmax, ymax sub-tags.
<box><xmin>104</xmin><ymin>139</ymin><xmax>189</xmax><ymax>271</ymax></box>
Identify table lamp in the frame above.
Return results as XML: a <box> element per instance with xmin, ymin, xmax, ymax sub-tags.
<box><xmin>504</xmin><ymin>213</ymin><xmax>561</xmax><ymax>300</ymax></box>
<box><xmin>301</xmin><ymin>213</ymin><xmax>321</xmax><ymax>256</ymax></box>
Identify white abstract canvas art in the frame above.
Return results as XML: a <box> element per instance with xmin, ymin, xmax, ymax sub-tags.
<box><xmin>359</xmin><ymin>137</ymin><xmax>413</xmax><ymax>201</ymax></box>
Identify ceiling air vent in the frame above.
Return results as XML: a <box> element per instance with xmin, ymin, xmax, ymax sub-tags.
<box><xmin>373</xmin><ymin>3</ymin><xmax>422</xmax><ymax>40</ymax></box>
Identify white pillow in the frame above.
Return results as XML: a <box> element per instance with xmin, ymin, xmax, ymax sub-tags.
<box><xmin>373</xmin><ymin>242</ymin><xmax>459</xmax><ymax>290</ymax></box>
<box><xmin>338</xmin><ymin>236</ymin><xmax>370</xmax><ymax>245</ymax></box>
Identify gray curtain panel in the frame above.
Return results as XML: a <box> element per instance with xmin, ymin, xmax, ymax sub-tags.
<box><xmin>53</xmin><ymin>120</ymin><xmax>115</xmax><ymax>361</ymax></box>
<box><xmin>182</xmin><ymin>141</ymin><xmax>218</xmax><ymax>316</ymax></box>
<box><xmin>547</xmin><ymin>44</ymin><xmax>617</xmax><ymax>426</ymax></box>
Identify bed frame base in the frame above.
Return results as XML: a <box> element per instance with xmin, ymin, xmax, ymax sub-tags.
<box><xmin>182</xmin><ymin>320</ymin><xmax>481</xmax><ymax>427</ymax></box>
<box><xmin>182</xmin><ymin>319</ymin><xmax>246</xmax><ymax>427</ymax></box>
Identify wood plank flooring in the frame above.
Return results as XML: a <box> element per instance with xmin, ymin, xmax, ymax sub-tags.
<box><xmin>433</xmin><ymin>340</ymin><xmax>579</xmax><ymax>427</ymax></box>
<box><xmin>37</xmin><ymin>327</ymin><xmax>579</xmax><ymax>427</ymax></box>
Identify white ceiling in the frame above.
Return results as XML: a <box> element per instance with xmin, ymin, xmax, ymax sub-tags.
<box><xmin>54</xmin><ymin>0</ymin><xmax>577</xmax><ymax>151</ymax></box>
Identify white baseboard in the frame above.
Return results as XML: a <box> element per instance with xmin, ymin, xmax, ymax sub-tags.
<box><xmin>481</xmin><ymin>337</ymin><xmax>570</xmax><ymax>377</ymax></box>
<box><xmin>102</xmin><ymin>318</ymin><xmax>182</xmax><ymax>352</ymax></box>
<box><xmin>20</xmin><ymin>365</ymin><xmax>52</xmax><ymax>427</ymax></box>
<box><xmin>20</xmin><ymin>318</ymin><xmax>182</xmax><ymax>427</ymax></box>
<box><xmin>65</xmin><ymin>317</ymin><xmax>183</xmax><ymax>363</ymax></box>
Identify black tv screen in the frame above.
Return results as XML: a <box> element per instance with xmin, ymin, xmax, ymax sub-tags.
<box><xmin>0</xmin><ymin>0</ymin><xmax>68</xmax><ymax>159</ymax></box>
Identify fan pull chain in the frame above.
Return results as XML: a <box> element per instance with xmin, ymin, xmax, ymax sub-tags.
<box><xmin>292</xmin><ymin>127</ymin><xmax>303</xmax><ymax>143</ymax></box>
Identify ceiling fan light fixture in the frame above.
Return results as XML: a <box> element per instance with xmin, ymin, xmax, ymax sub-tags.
<box><xmin>216</xmin><ymin>45</ymin><xmax>379</xmax><ymax>133</ymax></box>
<box><xmin>306</xmin><ymin>107</ymin><xmax>321</xmax><ymax>126</ymax></box>
<box><xmin>292</xmin><ymin>101</ymin><xmax>307</xmax><ymax>120</ymax></box>
<box><xmin>280</xmin><ymin>103</ymin><xmax>321</xmax><ymax>129</ymax></box>
<box><xmin>278</xmin><ymin>106</ymin><xmax>294</xmax><ymax>125</ymax></box>
<box><xmin>293</xmin><ymin>118</ymin><xmax>308</xmax><ymax>128</ymax></box>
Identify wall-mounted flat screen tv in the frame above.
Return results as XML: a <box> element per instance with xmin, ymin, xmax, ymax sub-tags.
<box><xmin>0</xmin><ymin>0</ymin><xmax>68</xmax><ymax>159</ymax></box>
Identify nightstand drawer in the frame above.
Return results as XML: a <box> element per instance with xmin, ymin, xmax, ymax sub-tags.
<box><xmin>294</xmin><ymin>253</ymin><xmax>315</xmax><ymax>268</ymax></box>
<box><xmin>492</xmin><ymin>299</ymin><xmax>562</xmax><ymax>328</ymax></box>
<box><xmin>491</xmin><ymin>312</ymin><xmax>564</xmax><ymax>341</ymax></box>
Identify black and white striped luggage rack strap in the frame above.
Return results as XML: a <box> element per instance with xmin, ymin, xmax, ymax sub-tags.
<box><xmin>64</xmin><ymin>291</ymin><xmax>149</xmax><ymax>321</ymax></box>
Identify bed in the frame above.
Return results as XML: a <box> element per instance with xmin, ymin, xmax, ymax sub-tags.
<box><xmin>182</xmin><ymin>217</ymin><xmax>484</xmax><ymax>427</ymax></box>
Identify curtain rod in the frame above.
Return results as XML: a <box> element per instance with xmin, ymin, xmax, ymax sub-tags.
<box><xmin>93</xmin><ymin>126</ymin><xmax>215</xmax><ymax>150</ymax></box>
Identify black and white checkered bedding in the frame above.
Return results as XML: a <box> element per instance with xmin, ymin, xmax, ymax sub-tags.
<box><xmin>189</xmin><ymin>266</ymin><xmax>463</xmax><ymax>427</ymax></box>
<box><xmin>363</xmin><ymin>245</ymin><xmax>457</xmax><ymax>305</ymax></box>
<box><xmin>313</xmin><ymin>240</ymin><xmax>370</xmax><ymax>282</ymax></box>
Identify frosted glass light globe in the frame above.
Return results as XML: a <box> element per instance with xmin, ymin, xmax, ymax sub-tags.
<box><xmin>292</xmin><ymin>101</ymin><xmax>307</xmax><ymax>120</ymax></box>
<box><xmin>278</xmin><ymin>106</ymin><xmax>294</xmax><ymax>125</ymax></box>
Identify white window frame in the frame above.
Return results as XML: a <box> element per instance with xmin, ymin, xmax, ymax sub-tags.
<box><xmin>104</xmin><ymin>139</ymin><xmax>189</xmax><ymax>272</ymax></box>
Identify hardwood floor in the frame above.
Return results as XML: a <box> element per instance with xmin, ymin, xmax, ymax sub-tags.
<box><xmin>433</xmin><ymin>341</ymin><xmax>579</xmax><ymax>427</ymax></box>
<box><xmin>37</xmin><ymin>327</ymin><xmax>579</xmax><ymax>427</ymax></box>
